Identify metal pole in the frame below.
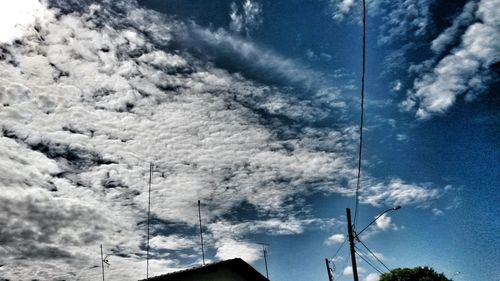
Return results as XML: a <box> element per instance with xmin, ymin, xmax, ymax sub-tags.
<box><xmin>325</xmin><ymin>258</ymin><xmax>334</xmax><ymax>281</ymax></box>
<box><xmin>146</xmin><ymin>162</ymin><xmax>152</xmax><ymax>279</ymax></box>
<box><xmin>355</xmin><ymin>206</ymin><xmax>401</xmax><ymax>238</ymax></box>
<box><xmin>346</xmin><ymin>208</ymin><xmax>359</xmax><ymax>281</ymax></box>
<box><xmin>263</xmin><ymin>246</ymin><xmax>269</xmax><ymax>280</ymax></box>
<box><xmin>198</xmin><ymin>200</ymin><xmax>205</xmax><ymax>265</ymax></box>
<box><xmin>100</xmin><ymin>244</ymin><xmax>105</xmax><ymax>281</ymax></box>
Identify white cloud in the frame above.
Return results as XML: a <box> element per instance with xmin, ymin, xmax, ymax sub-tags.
<box><xmin>365</xmin><ymin>272</ymin><xmax>380</xmax><ymax>281</ymax></box>
<box><xmin>229</xmin><ymin>2</ymin><xmax>244</xmax><ymax>33</ymax></box>
<box><xmin>375</xmin><ymin>214</ymin><xmax>392</xmax><ymax>231</ymax></box>
<box><xmin>375</xmin><ymin>0</ymin><xmax>433</xmax><ymax>45</ymax></box>
<box><xmin>229</xmin><ymin>0</ymin><xmax>263</xmax><ymax>35</ymax></box>
<box><xmin>432</xmin><ymin>208</ymin><xmax>444</xmax><ymax>216</ymax></box>
<box><xmin>343</xmin><ymin>265</ymin><xmax>366</xmax><ymax>275</ymax></box>
<box><xmin>149</xmin><ymin>235</ymin><xmax>197</xmax><ymax>251</ymax></box>
<box><xmin>325</xmin><ymin>233</ymin><xmax>346</xmax><ymax>245</ymax></box>
<box><xmin>214</xmin><ymin>238</ymin><xmax>262</xmax><ymax>263</ymax></box>
<box><xmin>396</xmin><ymin>133</ymin><xmax>408</xmax><ymax>141</ymax></box>
<box><xmin>343</xmin><ymin>265</ymin><xmax>353</xmax><ymax>275</ymax></box>
<box><xmin>359</xmin><ymin>213</ymin><xmax>400</xmax><ymax>240</ymax></box>
<box><xmin>361</xmin><ymin>179</ymin><xmax>440</xmax><ymax>207</ymax></box>
<box><xmin>187</xmin><ymin>26</ymin><xmax>328</xmax><ymax>91</ymax></box>
<box><xmin>392</xmin><ymin>80</ymin><xmax>402</xmax><ymax>91</ymax></box>
<box><xmin>329</xmin><ymin>0</ymin><xmax>433</xmax><ymax>46</ymax></box>
<box><xmin>430</xmin><ymin>1</ymin><xmax>478</xmax><ymax>55</ymax></box>
<box><xmin>404</xmin><ymin>0</ymin><xmax>500</xmax><ymax>119</ymax></box>
<box><xmin>329</xmin><ymin>0</ymin><xmax>355</xmax><ymax>21</ymax></box>
<box><xmin>0</xmin><ymin>0</ymin><xmax>50</xmax><ymax>43</ymax></box>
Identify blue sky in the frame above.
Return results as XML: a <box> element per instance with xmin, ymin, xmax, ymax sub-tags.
<box><xmin>0</xmin><ymin>0</ymin><xmax>498</xmax><ymax>281</ymax></box>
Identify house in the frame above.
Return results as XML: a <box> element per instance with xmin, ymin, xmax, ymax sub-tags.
<box><xmin>141</xmin><ymin>258</ymin><xmax>269</xmax><ymax>281</ymax></box>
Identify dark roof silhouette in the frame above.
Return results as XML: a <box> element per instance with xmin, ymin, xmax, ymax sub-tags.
<box><xmin>140</xmin><ymin>258</ymin><xmax>269</xmax><ymax>281</ymax></box>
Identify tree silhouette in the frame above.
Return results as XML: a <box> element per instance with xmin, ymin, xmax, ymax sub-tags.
<box><xmin>379</xmin><ymin>266</ymin><xmax>450</xmax><ymax>281</ymax></box>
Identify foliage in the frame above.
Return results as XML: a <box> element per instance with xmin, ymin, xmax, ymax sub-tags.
<box><xmin>379</xmin><ymin>266</ymin><xmax>450</xmax><ymax>281</ymax></box>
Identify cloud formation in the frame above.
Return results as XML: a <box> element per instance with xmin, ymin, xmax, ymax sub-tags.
<box><xmin>229</xmin><ymin>0</ymin><xmax>263</xmax><ymax>35</ymax></box>
<box><xmin>365</xmin><ymin>272</ymin><xmax>380</xmax><ymax>281</ymax></box>
<box><xmin>0</xmin><ymin>0</ymin><xmax>48</xmax><ymax>43</ymax></box>
<box><xmin>403</xmin><ymin>0</ymin><xmax>500</xmax><ymax>119</ymax></box>
<box><xmin>329</xmin><ymin>0</ymin><xmax>355</xmax><ymax>21</ymax></box>
<box><xmin>0</xmin><ymin>0</ymin><xmax>443</xmax><ymax>279</ymax></box>
<box><xmin>325</xmin><ymin>233</ymin><xmax>346</xmax><ymax>245</ymax></box>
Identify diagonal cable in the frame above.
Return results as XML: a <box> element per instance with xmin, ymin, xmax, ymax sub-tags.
<box><xmin>355</xmin><ymin>247</ymin><xmax>384</xmax><ymax>275</ymax></box>
<box><xmin>331</xmin><ymin>237</ymin><xmax>348</xmax><ymax>260</ymax></box>
<box><xmin>357</xmin><ymin>238</ymin><xmax>391</xmax><ymax>272</ymax></box>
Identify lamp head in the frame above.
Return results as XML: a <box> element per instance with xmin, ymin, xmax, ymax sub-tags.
<box><xmin>393</xmin><ymin>205</ymin><xmax>402</xmax><ymax>210</ymax></box>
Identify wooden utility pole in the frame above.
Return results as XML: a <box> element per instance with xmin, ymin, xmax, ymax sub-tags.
<box><xmin>346</xmin><ymin>208</ymin><xmax>359</xmax><ymax>281</ymax></box>
<box><xmin>325</xmin><ymin>258</ymin><xmax>334</xmax><ymax>281</ymax></box>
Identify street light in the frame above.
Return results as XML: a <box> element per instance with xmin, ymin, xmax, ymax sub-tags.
<box><xmin>346</xmin><ymin>206</ymin><xmax>401</xmax><ymax>281</ymax></box>
<box><xmin>355</xmin><ymin>206</ymin><xmax>401</xmax><ymax>238</ymax></box>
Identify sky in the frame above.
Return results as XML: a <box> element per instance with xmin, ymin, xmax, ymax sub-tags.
<box><xmin>0</xmin><ymin>0</ymin><xmax>498</xmax><ymax>281</ymax></box>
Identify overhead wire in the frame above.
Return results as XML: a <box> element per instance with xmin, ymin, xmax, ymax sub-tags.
<box><xmin>331</xmin><ymin>236</ymin><xmax>348</xmax><ymax>260</ymax></box>
<box><xmin>354</xmin><ymin>246</ymin><xmax>384</xmax><ymax>275</ymax></box>
<box><xmin>357</xmin><ymin>238</ymin><xmax>391</xmax><ymax>272</ymax></box>
<box><xmin>335</xmin><ymin>250</ymin><xmax>351</xmax><ymax>281</ymax></box>
<box><xmin>353</xmin><ymin>0</ymin><xmax>367</xmax><ymax>228</ymax></box>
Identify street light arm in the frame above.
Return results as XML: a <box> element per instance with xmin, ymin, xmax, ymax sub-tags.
<box><xmin>354</xmin><ymin>206</ymin><xmax>401</xmax><ymax>239</ymax></box>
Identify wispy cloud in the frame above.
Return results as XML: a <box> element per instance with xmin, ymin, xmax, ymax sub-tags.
<box><xmin>327</xmin><ymin>0</ymin><xmax>433</xmax><ymax>45</ymax></box>
<box><xmin>364</xmin><ymin>272</ymin><xmax>381</xmax><ymax>281</ymax></box>
<box><xmin>182</xmin><ymin>25</ymin><xmax>329</xmax><ymax>91</ymax></box>
<box><xmin>403</xmin><ymin>0</ymin><xmax>500</xmax><ymax>119</ymax></box>
<box><xmin>374</xmin><ymin>0</ymin><xmax>434</xmax><ymax>46</ymax></box>
<box><xmin>325</xmin><ymin>233</ymin><xmax>346</xmax><ymax>245</ymax></box>
<box><xmin>0</xmin><ymin>0</ymin><xmax>49</xmax><ymax>43</ymax></box>
<box><xmin>229</xmin><ymin>0</ymin><xmax>263</xmax><ymax>35</ymax></box>
<box><xmin>328</xmin><ymin>0</ymin><xmax>355</xmax><ymax>21</ymax></box>
<box><xmin>361</xmin><ymin>179</ymin><xmax>440</xmax><ymax>207</ymax></box>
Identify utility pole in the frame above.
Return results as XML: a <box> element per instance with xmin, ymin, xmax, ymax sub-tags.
<box><xmin>346</xmin><ymin>208</ymin><xmax>359</xmax><ymax>281</ymax></box>
<box><xmin>100</xmin><ymin>244</ymin><xmax>105</xmax><ymax>281</ymax></box>
<box><xmin>325</xmin><ymin>258</ymin><xmax>334</xmax><ymax>281</ymax></box>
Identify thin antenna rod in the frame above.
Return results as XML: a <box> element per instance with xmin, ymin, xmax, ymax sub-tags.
<box><xmin>146</xmin><ymin>162</ymin><xmax>153</xmax><ymax>279</ymax></box>
<box><xmin>263</xmin><ymin>246</ymin><xmax>269</xmax><ymax>279</ymax></box>
<box><xmin>100</xmin><ymin>244</ymin><xmax>105</xmax><ymax>281</ymax></box>
<box><xmin>198</xmin><ymin>200</ymin><xmax>206</xmax><ymax>265</ymax></box>
<box><xmin>257</xmin><ymin>242</ymin><xmax>270</xmax><ymax>280</ymax></box>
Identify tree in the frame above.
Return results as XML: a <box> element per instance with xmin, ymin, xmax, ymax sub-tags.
<box><xmin>379</xmin><ymin>266</ymin><xmax>450</xmax><ymax>281</ymax></box>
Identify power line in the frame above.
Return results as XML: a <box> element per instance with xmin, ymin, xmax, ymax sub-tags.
<box><xmin>354</xmin><ymin>247</ymin><xmax>384</xmax><ymax>275</ymax></box>
<box><xmin>331</xmin><ymin>237</ymin><xmax>348</xmax><ymax>260</ymax></box>
<box><xmin>353</xmin><ymin>0</ymin><xmax>367</xmax><ymax>228</ymax></box>
<box><xmin>357</xmin><ymin>238</ymin><xmax>391</xmax><ymax>272</ymax></box>
<box><xmin>334</xmin><ymin>252</ymin><xmax>350</xmax><ymax>281</ymax></box>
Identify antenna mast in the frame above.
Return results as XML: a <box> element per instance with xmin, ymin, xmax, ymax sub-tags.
<box><xmin>198</xmin><ymin>200</ymin><xmax>206</xmax><ymax>265</ymax></box>
<box><xmin>146</xmin><ymin>162</ymin><xmax>153</xmax><ymax>279</ymax></box>
<box><xmin>257</xmin><ymin>242</ymin><xmax>270</xmax><ymax>279</ymax></box>
<box><xmin>100</xmin><ymin>244</ymin><xmax>105</xmax><ymax>281</ymax></box>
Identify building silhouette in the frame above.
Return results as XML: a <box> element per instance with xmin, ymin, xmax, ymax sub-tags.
<box><xmin>140</xmin><ymin>258</ymin><xmax>269</xmax><ymax>281</ymax></box>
